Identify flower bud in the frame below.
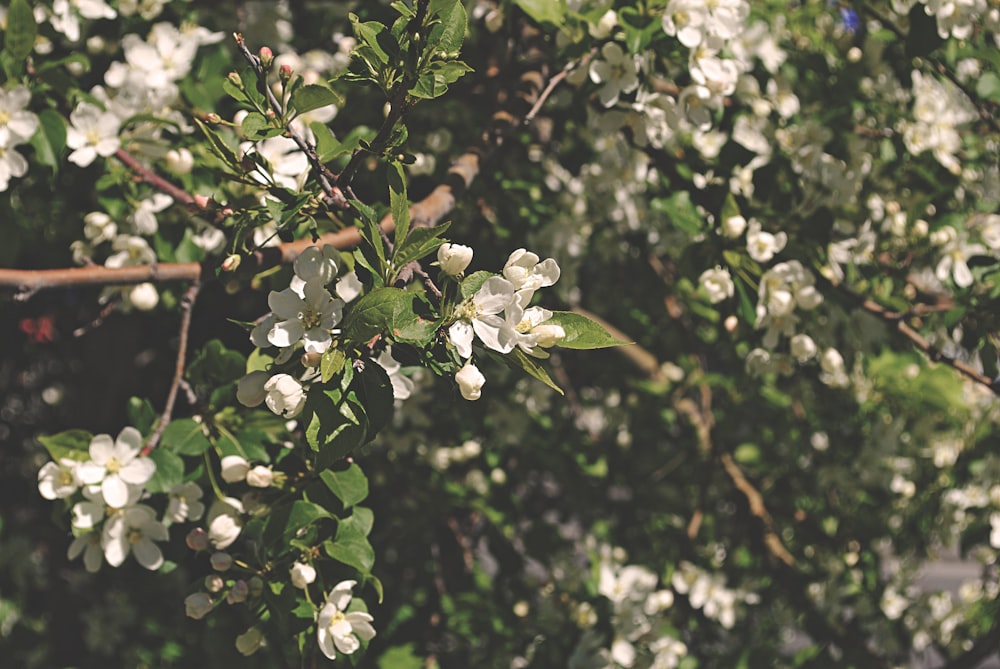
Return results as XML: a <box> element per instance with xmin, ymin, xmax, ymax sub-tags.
<box><xmin>790</xmin><ymin>333</ymin><xmax>817</xmax><ymax>362</ymax></box>
<box><xmin>263</xmin><ymin>374</ymin><xmax>307</xmax><ymax>418</ymax></box>
<box><xmin>721</xmin><ymin>215</ymin><xmax>747</xmax><ymax>239</ymax></box>
<box><xmin>129</xmin><ymin>283</ymin><xmax>159</xmax><ymax>311</ymax></box>
<box><xmin>235</xmin><ymin>626</ymin><xmax>266</xmax><ymax>656</ymax></box>
<box><xmin>220</xmin><ymin>455</ymin><xmax>250</xmax><ymax>483</ymax></box>
<box><xmin>301</xmin><ymin>351</ymin><xmax>322</xmax><ymax>368</ymax></box>
<box><xmin>456</xmin><ymin>362</ymin><xmax>486</xmax><ymax>401</ymax></box>
<box><xmin>532</xmin><ymin>323</ymin><xmax>566</xmax><ymax>348</ymax></box>
<box><xmin>437</xmin><ymin>243</ymin><xmax>474</xmax><ymax>276</ymax></box>
<box><xmin>210</xmin><ymin>551</ymin><xmax>234</xmax><ymax>571</ymax></box>
<box><xmin>290</xmin><ymin>561</ymin><xmax>317</xmax><ymax>589</ymax></box>
<box><xmin>228</xmin><ymin>71</ymin><xmax>243</xmax><ymax>87</ymax></box>
<box><xmin>237</xmin><ymin>371</ymin><xmax>269</xmax><ymax>407</ymax></box>
<box><xmin>279</xmin><ymin>64</ymin><xmax>292</xmax><ymax>81</ymax></box>
<box><xmin>204</xmin><ymin>112</ymin><xmax>221</xmax><ymax>124</ymax></box>
<box><xmin>207</xmin><ymin>497</ymin><xmax>244</xmax><ymax>550</ymax></box>
<box><xmin>205</xmin><ymin>574</ymin><xmax>225</xmax><ymax>592</ymax></box>
<box><xmin>186</xmin><ymin>527</ymin><xmax>210</xmax><ymax>551</ymax></box>
<box><xmin>221</xmin><ymin>254</ymin><xmax>242</xmax><ymax>272</ymax></box>
<box><xmin>258</xmin><ymin>46</ymin><xmax>274</xmax><ymax>68</ymax></box>
<box><xmin>185</xmin><ymin>592</ymin><xmax>214</xmax><ymax>619</ymax></box>
<box><xmin>248</xmin><ymin>576</ymin><xmax>264</xmax><ymax>598</ymax></box>
<box><xmin>165</xmin><ymin>147</ymin><xmax>194</xmax><ymax>175</ymax></box>
<box><xmin>245</xmin><ymin>465</ymin><xmax>274</xmax><ymax>488</ymax></box>
<box><xmin>227</xmin><ymin>579</ymin><xmax>249</xmax><ymax>604</ymax></box>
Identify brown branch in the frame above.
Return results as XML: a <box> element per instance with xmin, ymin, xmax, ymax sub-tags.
<box><xmin>833</xmin><ymin>282</ymin><xmax>995</xmax><ymax>392</ymax></box>
<box><xmin>0</xmin><ymin>151</ymin><xmax>480</xmax><ymax>299</ymax></box>
<box><xmin>522</xmin><ymin>48</ymin><xmax>595</xmax><ymax>124</ymax></box>
<box><xmin>143</xmin><ymin>280</ymin><xmax>201</xmax><ymax>454</ymax></box>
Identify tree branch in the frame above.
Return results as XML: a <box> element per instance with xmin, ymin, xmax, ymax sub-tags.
<box><xmin>143</xmin><ymin>280</ymin><xmax>201</xmax><ymax>454</ymax></box>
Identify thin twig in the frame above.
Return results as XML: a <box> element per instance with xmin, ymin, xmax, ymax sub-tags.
<box><xmin>523</xmin><ymin>49</ymin><xmax>594</xmax><ymax>124</ymax></box>
<box><xmin>233</xmin><ymin>33</ymin><xmax>348</xmax><ymax>210</ymax></box>
<box><xmin>143</xmin><ymin>280</ymin><xmax>201</xmax><ymax>454</ymax></box>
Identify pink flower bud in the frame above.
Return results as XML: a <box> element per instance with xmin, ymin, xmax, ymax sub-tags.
<box><xmin>185</xmin><ymin>592</ymin><xmax>214</xmax><ymax>619</ymax></box>
<box><xmin>227</xmin><ymin>71</ymin><xmax>243</xmax><ymax>87</ymax></box>
<box><xmin>204</xmin><ymin>575</ymin><xmax>225</xmax><ymax>593</ymax></box>
<box><xmin>227</xmin><ymin>579</ymin><xmax>249</xmax><ymax>604</ymax></box>
<box><xmin>210</xmin><ymin>551</ymin><xmax>234</xmax><ymax>571</ymax></box>
<box><xmin>258</xmin><ymin>46</ymin><xmax>274</xmax><ymax>68</ymax></box>
<box><xmin>186</xmin><ymin>527</ymin><xmax>210</xmax><ymax>551</ymax></box>
<box><xmin>279</xmin><ymin>64</ymin><xmax>292</xmax><ymax>80</ymax></box>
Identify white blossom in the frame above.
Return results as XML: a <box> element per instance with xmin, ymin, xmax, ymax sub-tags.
<box><xmin>206</xmin><ymin>497</ymin><xmax>244</xmax><ymax>549</ymax></box>
<box><xmin>76</xmin><ymin>427</ymin><xmax>156</xmax><ymax>508</ymax></box>
<box><xmin>220</xmin><ymin>455</ymin><xmax>251</xmax><ymax>483</ymax></box>
<box><xmin>316</xmin><ymin>580</ymin><xmax>376</xmax><ymax>660</ymax></box>
<box><xmin>437</xmin><ymin>243</ymin><xmax>474</xmax><ymax>275</ymax></box>
<box><xmin>699</xmin><ymin>266</ymin><xmax>734</xmax><ymax>304</ymax></box>
<box><xmin>166</xmin><ymin>481</ymin><xmax>205</xmax><ymax>523</ymax></box>
<box><xmin>456</xmin><ymin>362</ymin><xmax>486</xmax><ymax>401</ymax></box>
<box><xmin>290</xmin><ymin>561</ymin><xmax>317</xmax><ymax>589</ymax></box>
<box><xmin>66</xmin><ymin>102</ymin><xmax>121</xmax><ymax>167</ymax></box>
<box><xmin>263</xmin><ymin>373</ymin><xmax>307</xmax><ymax>418</ymax></box>
<box><xmin>38</xmin><ymin>458</ymin><xmax>81</xmax><ymax>500</ymax></box>
<box><xmin>102</xmin><ymin>503</ymin><xmax>169</xmax><ymax>570</ymax></box>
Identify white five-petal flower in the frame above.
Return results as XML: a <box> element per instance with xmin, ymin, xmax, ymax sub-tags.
<box><xmin>316</xmin><ymin>580</ymin><xmax>376</xmax><ymax>660</ymax></box>
<box><xmin>76</xmin><ymin>427</ymin><xmax>156</xmax><ymax>508</ymax></box>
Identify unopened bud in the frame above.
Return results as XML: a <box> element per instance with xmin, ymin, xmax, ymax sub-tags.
<box><xmin>301</xmin><ymin>351</ymin><xmax>322</xmax><ymax>368</ymax></box>
<box><xmin>248</xmin><ymin>576</ymin><xmax>264</xmax><ymax>598</ymax></box>
<box><xmin>185</xmin><ymin>592</ymin><xmax>214</xmax><ymax>619</ymax></box>
<box><xmin>222</xmin><ymin>254</ymin><xmax>242</xmax><ymax>272</ymax></box>
<box><xmin>227</xmin><ymin>71</ymin><xmax>243</xmax><ymax>87</ymax></box>
<box><xmin>186</xmin><ymin>527</ymin><xmax>210</xmax><ymax>551</ymax></box>
<box><xmin>265</xmin><ymin>109</ymin><xmax>276</xmax><ymax>119</ymax></box>
<box><xmin>279</xmin><ymin>64</ymin><xmax>292</xmax><ymax>80</ymax></box>
<box><xmin>258</xmin><ymin>46</ymin><xmax>274</xmax><ymax>68</ymax></box>
<box><xmin>165</xmin><ymin>147</ymin><xmax>194</xmax><ymax>174</ymax></box>
<box><xmin>205</xmin><ymin>112</ymin><xmax>221</xmax><ymax>124</ymax></box>
<box><xmin>210</xmin><ymin>551</ymin><xmax>234</xmax><ymax>571</ymax></box>
<box><xmin>193</xmin><ymin>194</ymin><xmax>213</xmax><ymax>210</ymax></box>
<box><xmin>228</xmin><ymin>579</ymin><xmax>249</xmax><ymax>604</ymax></box>
<box><xmin>205</xmin><ymin>574</ymin><xmax>225</xmax><ymax>592</ymax></box>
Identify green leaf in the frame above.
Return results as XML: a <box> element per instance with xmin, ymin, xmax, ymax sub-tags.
<box><xmin>264</xmin><ymin>500</ymin><xmax>332</xmax><ymax>547</ymax></box>
<box><xmin>240</xmin><ymin>111</ymin><xmax>283</xmax><ymax>140</ymax></box>
<box><xmin>29</xmin><ymin>109</ymin><xmax>67</xmax><ymax>171</ymax></box>
<box><xmin>353</xmin><ymin>359</ymin><xmax>394</xmax><ymax>438</ymax></box>
<box><xmin>513</xmin><ymin>0</ymin><xmax>566</xmax><ymax>25</ymax></box>
<box><xmin>127</xmin><ymin>397</ymin><xmax>158</xmax><ymax>435</ymax></box>
<box><xmin>321</xmin><ymin>347</ymin><xmax>347</xmax><ymax>383</ymax></box>
<box><xmin>187</xmin><ymin>340</ymin><xmax>245</xmax><ymax>389</ymax></box>
<box><xmin>194</xmin><ymin>118</ymin><xmax>241</xmax><ymax>172</ymax></box>
<box><xmin>408</xmin><ymin>61</ymin><xmax>472</xmax><ymax>99</ymax></box>
<box><xmin>291</xmin><ymin>84</ymin><xmax>344</xmax><ymax>115</ymax></box>
<box><xmin>325</xmin><ymin>515</ymin><xmax>376</xmax><ymax>573</ymax></box>
<box><xmin>5</xmin><ymin>0</ymin><xmax>37</xmax><ymax>63</ymax></box>
<box><xmin>145</xmin><ymin>449</ymin><xmax>184</xmax><ymax>494</ymax></box>
<box><xmin>977</xmin><ymin>72</ymin><xmax>1000</xmax><ymax>103</ymax></box>
<box><xmin>491</xmin><ymin>348</ymin><xmax>564</xmax><ymax>394</ymax></box>
<box><xmin>460</xmin><ymin>270</ymin><xmax>493</xmax><ymax>298</ymax></box>
<box><xmin>160</xmin><ymin>419</ymin><xmax>212</xmax><ymax>456</ymax></box>
<box><xmin>341</xmin><ymin>287</ymin><xmax>438</xmax><ymax>345</ymax></box>
<box><xmin>720</xmin><ymin>192</ymin><xmax>741</xmax><ymax>223</ymax></box>
<box><xmin>388</xmin><ymin>162</ymin><xmax>410</xmax><ymax>254</ymax></box>
<box><xmin>38</xmin><ymin>430</ymin><xmax>92</xmax><ymax>462</ymax></box>
<box><xmin>546</xmin><ymin>311</ymin><xmax>630</xmax><ymax>349</ymax></box>
<box><xmin>653</xmin><ymin>192</ymin><xmax>703</xmax><ymax>235</ymax></box>
<box><xmin>427</xmin><ymin>0</ymin><xmax>468</xmax><ymax>54</ymax></box>
<box><xmin>350</xmin><ymin>198</ymin><xmax>388</xmax><ymax>279</ymax></box>
<box><xmin>392</xmin><ymin>222</ymin><xmax>451</xmax><ymax>270</ymax></box>
<box><xmin>320</xmin><ymin>463</ymin><xmax>369</xmax><ymax>508</ymax></box>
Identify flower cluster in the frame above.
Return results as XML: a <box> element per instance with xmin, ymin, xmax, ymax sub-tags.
<box><xmin>445</xmin><ymin>247</ymin><xmax>565</xmax><ymax>400</ymax></box>
<box><xmin>0</xmin><ymin>86</ymin><xmax>39</xmax><ymax>192</ymax></box>
<box><xmin>38</xmin><ymin>427</ymin><xmax>166</xmax><ymax>571</ymax></box>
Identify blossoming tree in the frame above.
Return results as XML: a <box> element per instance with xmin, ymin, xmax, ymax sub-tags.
<box><xmin>3</xmin><ymin>0</ymin><xmax>1000</xmax><ymax>667</ymax></box>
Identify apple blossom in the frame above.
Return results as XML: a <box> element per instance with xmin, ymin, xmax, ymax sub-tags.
<box><xmin>102</xmin><ymin>504</ymin><xmax>169</xmax><ymax>570</ymax></box>
<box><xmin>317</xmin><ymin>580</ymin><xmax>376</xmax><ymax>660</ymax></box>
<box><xmin>236</xmin><ymin>371</ymin><xmax>270</xmax><ymax>407</ymax></box>
<box><xmin>502</xmin><ymin>249</ymin><xmax>561</xmax><ymax>292</ymax></box>
<box><xmin>245</xmin><ymin>465</ymin><xmax>274</xmax><ymax>488</ymax></box>
<box><xmin>220</xmin><ymin>455</ymin><xmax>251</xmax><ymax>483</ymax></box>
<box><xmin>266</xmin><ymin>278</ymin><xmax>343</xmax><ymax>354</ymax></box>
<box><xmin>206</xmin><ymin>497</ymin><xmax>244</xmax><ymax>549</ymax></box>
<box><xmin>166</xmin><ymin>481</ymin><xmax>205</xmax><ymax>523</ymax></box>
<box><xmin>210</xmin><ymin>552</ymin><xmax>233</xmax><ymax>571</ymax></box>
<box><xmin>76</xmin><ymin>426</ymin><xmax>156</xmax><ymax>508</ymax></box>
<box><xmin>456</xmin><ymin>362</ymin><xmax>486</xmax><ymax>401</ymax></box>
<box><xmin>37</xmin><ymin>458</ymin><xmax>80</xmax><ymax>500</ymax></box>
<box><xmin>698</xmin><ymin>266</ymin><xmax>734</xmax><ymax>304</ymax></box>
<box><xmin>66</xmin><ymin>102</ymin><xmax>121</xmax><ymax>167</ymax></box>
<box><xmin>290</xmin><ymin>561</ymin><xmax>317</xmax><ymax>589</ymax></box>
<box><xmin>437</xmin><ymin>242</ymin><xmax>474</xmax><ymax>275</ymax></box>
<box><xmin>68</xmin><ymin>531</ymin><xmax>104</xmax><ymax>573</ymax></box>
<box><xmin>449</xmin><ymin>277</ymin><xmax>518</xmax><ymax>358</ymax></box>
<box><xmin>263</xmin><ymin>373</ymin><xmax>307</xmax><ymax>418</ymax></box>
